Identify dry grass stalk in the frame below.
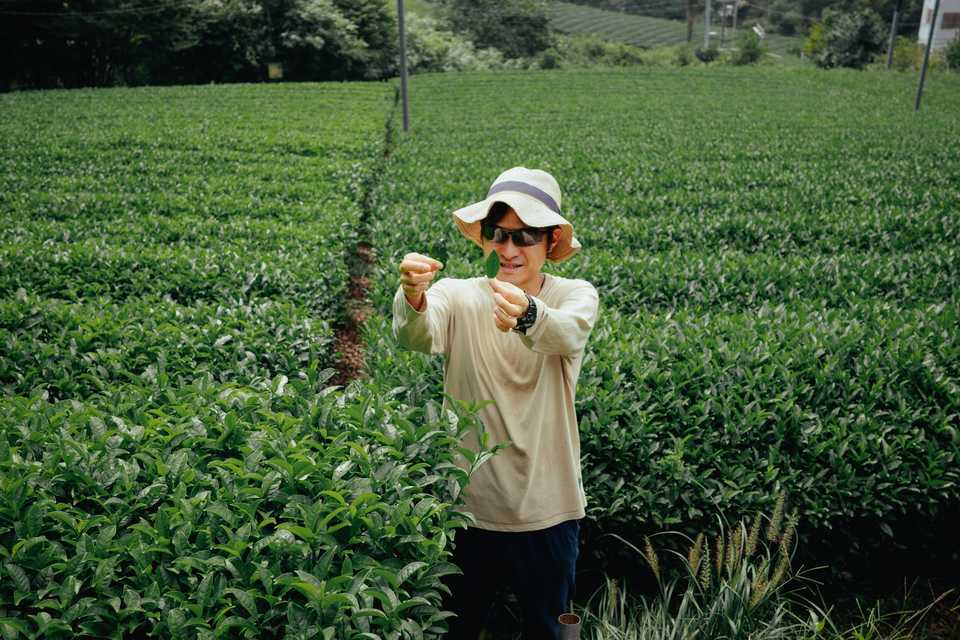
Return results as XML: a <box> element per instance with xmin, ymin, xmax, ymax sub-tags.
<box><xmin>714</xmin><ymin>533</ymin><xmax>724</xmax><ymax>577</ymax></box>
<box><xmin>726</xmin><ymin>523</ymin><xmax>743</xmax><ymax>574</ymax></box>
<box><xmin>750</xmin><ymin>575</ymin><xmax>769</xmax><ymax>607</ymax></box>
<box><xmin>745</xmin><ymin>512</ymin><xmax>762</xmax><ymax>557</ymax></box>
<box><xmin>688</xmin><ymin>532</ymin><xmax>705</xmax><ymax>574</ymax></box>
<box><xmin>769</xmin><ymin>553</ymin><xmax>789</xmax><ymax>590</ymax></box>
<box><xmin>644</xmin><ymin>536</ymin><xmax>661</xmax><ymax>582</ymax></box>
<box><xmin>779</xmin><ymin>509</ymin><xmax>799</xmax><ymax>558</ymax></box>
<box><xmin>607</xmin><ymin>578</ymin><xmax>619</xmax><ymax>621</ymax></box>
<box><xmin>700</xmin><ymin>542</ymin><xmax>712</xmax><ymax>590</ymax></box>
<box><xmin>766</xmin><ymin>492</ymin><xmax>786</xmax><ymax>542</ymax></box>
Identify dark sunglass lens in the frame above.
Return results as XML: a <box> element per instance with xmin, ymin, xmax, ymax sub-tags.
<box><xmin>517</xmin><ymin>230</ymin><xmax>541</xmax><ymax>246</ymax></box>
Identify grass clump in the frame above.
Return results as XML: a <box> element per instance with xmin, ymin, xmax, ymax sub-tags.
<box><xmin>578</xmin><ymin>495</ymin><xmax>953</xmax><ymax>639</ymax></box>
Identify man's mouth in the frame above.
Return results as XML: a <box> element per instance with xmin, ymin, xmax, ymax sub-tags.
<box><xmin>500</xmin><ymin>263</ymin><xmax>523</xmax><ymax>272</ymax></box>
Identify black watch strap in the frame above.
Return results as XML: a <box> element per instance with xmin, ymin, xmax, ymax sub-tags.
<box><xmin>514</xmin><ymin>294</ymin><xmax>537</xmax><ymax>334</ymax></box>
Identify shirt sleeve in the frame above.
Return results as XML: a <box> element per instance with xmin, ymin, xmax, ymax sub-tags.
<box><xmin>518</xmin><ymin>280</ymin><xmax>599</xmax><ymax>357</ymax></box>
<box><xmin>392</xmin><ymin>278</ymin><xmax>453</xmax><ymax>355</ymax></box>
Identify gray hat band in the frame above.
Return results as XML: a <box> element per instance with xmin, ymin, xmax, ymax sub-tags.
<box><xmin>487</xmin><ymin>181</ymin><xmax>561</xmax><ymax>215</ymax></box>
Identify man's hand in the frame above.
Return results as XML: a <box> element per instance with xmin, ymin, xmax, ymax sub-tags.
<box><xmin>399</xmin><ymin>253</ymin><xmax>443</xmax><ymax>311</ymax></box>
<box><xmin>488</xmin><ymin>278</ymin><xmax>529</xmax><ymax>332</ymax></box>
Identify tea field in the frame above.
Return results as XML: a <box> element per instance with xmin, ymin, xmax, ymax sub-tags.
<box><xmin>2</xmin><ymin>68</ymin><xmax>960</xmax><ymax>637</ymax></box>
<box><xmin>362</xmin><ymin>68</ymin><xmax>960</xmax><ymax>579</ymax></box>
<box><xmin>0</xmin><ymin>84</ymin><xmax>482</xmax><ymax>638</ymax></box>
<box><xmin>547</xmin><ymin>1</ymin><xmax>804</xmax><ymax>57</ymax></box>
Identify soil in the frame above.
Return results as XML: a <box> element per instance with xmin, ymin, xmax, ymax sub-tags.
<box><xmin>332</xmin><ymin>241</ymin><xmax>375</xmax><ymax>386</ymax></box>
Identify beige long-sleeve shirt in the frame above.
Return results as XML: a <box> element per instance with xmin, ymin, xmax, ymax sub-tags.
<box><xmin>392</xmin><ymin>274</ymin><xmax>600</xmax><ymax>532</ymax></box>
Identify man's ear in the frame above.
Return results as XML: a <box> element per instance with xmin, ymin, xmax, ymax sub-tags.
<box><xmin>549</xmin><ymin>227</ymin><xmax>562</xmax><ymax>252</ymax></box>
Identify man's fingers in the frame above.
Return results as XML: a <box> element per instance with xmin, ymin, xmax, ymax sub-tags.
<box><xmin>401</xmin><ymin>254</ymin><xmax>443</xmax><ymax>274</ymax></box>
<box><xmin>402</xmin><ymin>270</ymin><xmax>436</xmax><ymax>285</ymax></box>
<box><xmin>493</xmin><ymin>293</ymin><xmax>523</xmax><ymax>318</ymax></box>
<box><xmin>489</xmin><ymin>278</ymin><xmax>525</xmax><ymax>304</ymax></box>
<box><xmin>492</xmin><ymin>311</ymin><xmax>511</xmax><ymax>332</ymax></box>
<box><xmin>400</xmin><ymin>259</ymin><xmax>435</xmax><ymax>275</ymax></box>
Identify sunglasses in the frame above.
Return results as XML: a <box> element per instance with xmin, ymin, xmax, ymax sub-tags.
<box><xmin>481</xmin><ymin>224</ymin><xmax>547</xmax><ymax>247</ymax></box>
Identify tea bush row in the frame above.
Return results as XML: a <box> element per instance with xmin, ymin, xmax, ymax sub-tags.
<box><xmin>0</xmin><ymin>373</ymin><xmax>490</xmax><ymax>639</ymax></box>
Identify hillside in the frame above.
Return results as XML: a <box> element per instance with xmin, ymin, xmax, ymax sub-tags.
<box><xmin>548</xmin><ymin>0</ymin><xmax>806</xmax><ymax>59</ymax></box>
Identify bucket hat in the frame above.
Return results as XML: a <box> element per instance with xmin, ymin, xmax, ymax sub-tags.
<box><xmin>452</xmin><ymin>167</ymin><xmax>581</xmax><ymax>262</ymax></box>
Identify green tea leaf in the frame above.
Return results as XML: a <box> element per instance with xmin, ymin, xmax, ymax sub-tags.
<box><xmin>483</xmin><ymin>251</ymin><xmax>499</xmax><ymax>279</ymax></box>
<box><xmin>4</xmin><ymin>563</ymin><xmax>29</xmax><ymax>593</ymax></box>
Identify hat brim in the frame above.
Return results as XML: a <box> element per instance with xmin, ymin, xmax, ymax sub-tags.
<box><xmin>452</xmin><ymin>190</ymin><xmax>581</xmax><ymax>262</ymax></box>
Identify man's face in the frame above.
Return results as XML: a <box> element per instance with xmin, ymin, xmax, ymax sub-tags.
<box><xmin>482</xmin><ymin>208</ymin><xmax>560</xmax><ymax>292</ymax></box>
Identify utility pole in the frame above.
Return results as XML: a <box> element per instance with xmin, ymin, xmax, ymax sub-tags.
<box><xmin>686</xmin><ymin>0</ymin><xmax>693</xmax><ymax>43</ymax></box>
<box><xmin>915</xmin><ymin>0</ymin><xmax>940</xmax><ymax>111</ymax></box>
<box><xmin>397</xmin><ymin>0</ymin><xmax>410</xmax><ymax>132</ymax></box>
<box><xmin>704</xmin><ymin>0</ymin><xmax>712</xmax><ymax>49</ymax></box>
<box><xmin>886</xmin><ymin>0</ymin><xmax>904</xmax><ymax>70</ymax></box>
<box><xmin>720</xmin><ymin>2</ymin><xmax>727</xmax><ymax>46</ymax></box>
<box><xmin>731</xmin><ymin>0</ymin><xmax>738</xmax><ymax>43</ymax></box>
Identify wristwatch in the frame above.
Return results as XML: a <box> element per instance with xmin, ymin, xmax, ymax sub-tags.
<box><xmin>513</xmin><ymin>294</ymin><xmax>537</xmax><ymax>334</ymax></box>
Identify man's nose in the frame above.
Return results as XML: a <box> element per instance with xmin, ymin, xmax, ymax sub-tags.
<box><xmin>498</xmin><ymin>239</ymin><xmax>521</xmax><ymax>257</ymax></box>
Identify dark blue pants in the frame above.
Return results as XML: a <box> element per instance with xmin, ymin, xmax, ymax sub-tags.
<box><xmin>440</xmin><ymin>519</ymin><xmax>580</xmax><ymax>640</ymax></box>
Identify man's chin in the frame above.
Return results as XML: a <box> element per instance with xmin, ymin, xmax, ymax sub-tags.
<box><xmin>497</xmin><ymin>269</ymin><xmax>524</xmax><ymax>283</ymax></box>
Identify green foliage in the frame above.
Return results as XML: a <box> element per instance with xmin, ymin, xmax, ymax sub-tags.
<box><xmin>812</xmin><ymin>9</ymin><xmax>887</xmax><ymax>69</ymax></box>
<box><xmin>946</xmin><ymin>32</ymin><xmax>960</xmax><ymax>71</ymax></box>
<box><xmin>803</xmin><ymin>22</ymin><xmax>826</xmax><ymax>59</ymax></box>
<box><xmin>534</xmin><ymin>34</ymin><xmax>646</xmax><ymax>70</ymax></box>
<box><xmin>276</xmin><ymin>0</ymin><xmax>388</xmax><ymax>81</ymax></box>
<box><xmin>439</xmin><ymin>0</ymin><xmax>553</xmax><ymax>59</ymax></box>
<box><xmin>891</xmin><ymin>35</ymin><xmax>919</xmax><ymax>71</ymax></box>
<box><xmin>694</xmin><ymin>45</ymin><xmax>720</xmax><ymax>63</ymax></box>
<box><xmin>0</xmin><ymin>0</ymin><xmax>398</xmax><ymax>89</ymax></box>
<box><xmin>0</xmin><ymin>374</ymin><xmax>493</xmax><ymax>638</ymax></box>
<box><xmin>730</xmin><ymin>29</ymin><xmax>765</xmax><ymax>65</ymax></box>
<box><xmin>401</xmin><ymin>14</ymin><xmax>521</xmax><ymax>74</ymax></box>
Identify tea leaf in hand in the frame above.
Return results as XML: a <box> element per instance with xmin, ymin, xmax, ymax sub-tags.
<box><xmin>484</xmin><ymin>251</ymin><xmax>500</xmax><ymax>279</ymax></box>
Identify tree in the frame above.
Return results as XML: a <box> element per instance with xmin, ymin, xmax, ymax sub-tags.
<box><xmin>439</xmin><ymin>0</ymin><xmax>552</xmax><ymax>59</ymax></box>
<box><xmin>810</xmin><ymin>8</ymin><xmax>886</xmax><ymax>69</ymax></box>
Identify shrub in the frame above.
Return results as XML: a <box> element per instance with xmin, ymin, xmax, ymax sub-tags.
<box><xmin>539</xmin><ymin>47</ymin><xmax>563</xmax><ymax>69</ymax></box>
<box><xmin>694</xmin><ymin>45</ymin><xmax>720</xmax><ymax>63</ymax></box>
<box><xmin>946</xmin><ymin>32</ymin><xmax>960</xmax><ymax>70</ymax></box>
<box><xmin>535</xmin><ymin>34</ymin><xmax>646</xmax><ymax>69</ymax></box>
<box><xmin>891</xmin><ymin>35</ymin><xmax>919</xmax><ymax>71</ymax></box>
<box><xmin>803</xmin><ymin>22</ymin><xmax>826</xmax><ymax>59</ymax></box>
<box><xmin>675</xmin><ymin>45</ymin><xmax>693</xmax><ymax>67</ymax></box>
<box><xmin>730</xmin><ymin>29</ymin><xmax>765</xmax><ymax>65</ymax></box>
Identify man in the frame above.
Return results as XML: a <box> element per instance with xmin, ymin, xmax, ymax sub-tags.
<box><xmin>393</xmin><ymin>167</ymin><xmax>599</xmax><ymax>639</ymax></box>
